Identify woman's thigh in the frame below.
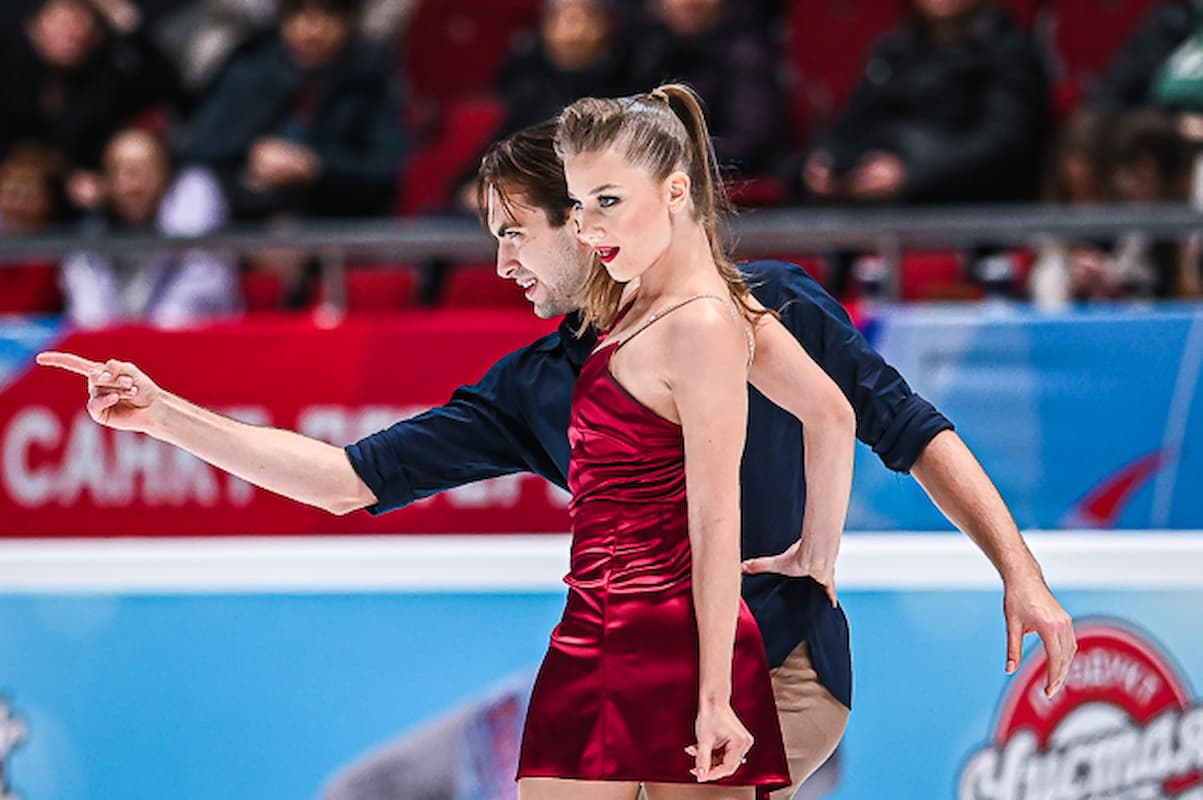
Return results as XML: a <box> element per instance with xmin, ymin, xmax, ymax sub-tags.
<box><xmin>519</xmin><ymin>778</ymin><xmax>641</xmax><ymax>800</ymax></box>
<box><xmin>643</xmin><ymin>783</ymin><xmax>755</xmax><ymax>800</ymax></box>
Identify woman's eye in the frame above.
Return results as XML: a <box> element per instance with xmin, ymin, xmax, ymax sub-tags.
<box><xmin>570</xmin><ymin>199</ymin><xmax>583</xmax><ymax>210</ymax></box>
<box><xmin>598</xmin><ymin>196</ymin><xmax>619</xmax><ymax>208</ymax></box>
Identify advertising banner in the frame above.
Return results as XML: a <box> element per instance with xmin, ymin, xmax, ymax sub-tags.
<box><xmin>0</xmin><ymin>312</ymin><xmax>567</xmax><ymax>536</ymax></box>
<box><xmin>3</xmin><ymin>304</ymin><xmax>1200</xmax><ymax>536</ymax></box>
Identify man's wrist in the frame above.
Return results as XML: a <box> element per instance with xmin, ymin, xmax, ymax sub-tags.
<box><xmin>143</xmin><ymin>391</ymin><xmax>178</xmax><ymax>438</ymax></box>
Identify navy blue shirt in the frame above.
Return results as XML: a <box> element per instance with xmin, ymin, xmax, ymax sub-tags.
<box><xmin>346</xmin><ymin>261</ymin><xmax>954</xmax><ymax>708</ymax></box>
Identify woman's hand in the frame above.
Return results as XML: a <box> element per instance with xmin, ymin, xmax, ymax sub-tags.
<box><xmin>742</xmin><ymin>535</ymin><xmax>839</xmax><ymax>608</ymax></box>
<box><xmin>686</xmin><ymin>699</ymin><xmax>755</xmax><ymax>782</ymax></box>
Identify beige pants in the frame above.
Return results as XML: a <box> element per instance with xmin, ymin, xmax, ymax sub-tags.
<box><xmin>767</xmin><ymin>642</ymin><xmax>849</xmax><ymax>800</ymax></box>
<box><xmin>630</xmin><ymin>642</ymin><xmax>848</xmax><ymax>800</ymax></box>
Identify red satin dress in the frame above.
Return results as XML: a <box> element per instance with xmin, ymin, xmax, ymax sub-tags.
<box><xmin>517</xmin><ymin>307</ymin><xmax>790</xmax><ymax>794</ymax></box>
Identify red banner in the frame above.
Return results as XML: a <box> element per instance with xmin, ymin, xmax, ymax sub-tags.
<box><xmin>0</xmin><ymin>312</ymin><xmax>570</xmax><ymax>537</ymax></box>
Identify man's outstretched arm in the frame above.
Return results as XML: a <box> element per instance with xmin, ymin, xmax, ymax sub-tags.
<box><xmin>749</xmin><ymin>260</ymin><xmax>1078</xmax><ymax>695</ymax></box>
<box><xmin>37</xmin><ymin>351</ymin><xmax>378</xmax><ymax>514</ymax></box>
<box><xmin>910</xmin><ymin>430</ymin><xmax>1077</xmax><ymax>696</ymax></box>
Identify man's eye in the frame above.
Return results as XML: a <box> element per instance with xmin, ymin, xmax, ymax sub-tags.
<box><xmin>599</xmin><ymin>196</ymin><xmax>619</xmax><ymax>208</ymax></box>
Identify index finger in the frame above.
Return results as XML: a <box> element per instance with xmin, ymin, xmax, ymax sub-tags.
<box><xmin>36</xmin><ymin>351</ymin><xmax>102</xmax><ymax>376</ymax></box>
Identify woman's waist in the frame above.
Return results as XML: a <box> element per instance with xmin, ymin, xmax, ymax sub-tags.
<box><xmin>567</xmin><ymin>526</ymin><xmax>693</xmax><ymax>590</ymax></box>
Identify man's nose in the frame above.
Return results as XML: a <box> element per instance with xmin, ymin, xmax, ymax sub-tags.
<box><xmin>496</xmin><ymin>246</ymin><xmax>519</xmax><ymax>279</ymax></box>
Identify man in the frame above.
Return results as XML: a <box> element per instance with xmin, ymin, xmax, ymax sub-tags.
<box><xmin>182</xmin><ymin>0</ymin><xmax>406</xmax><ymax>220</ymax></box>
<box><xmin>0</xmin><ymin>0</ymin><xmax>179</xmax><ymax>198</ymax></box>
<box><xmin>60</xmin><ymin>126</ymin><xmax>240</xmax><ymax>328</ymax></box>
<box><xmin>39</xmin><ymin>122</ymin><xmax>1075</xmax><ymax>798</ymax></box>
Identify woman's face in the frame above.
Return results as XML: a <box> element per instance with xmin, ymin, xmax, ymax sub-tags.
<box><xmin>564</xmin><ymin>146</ymin><xmax>682</xmax><ymax>284</ymax></box>
<box><xmin>0</xmin><ymin>164</ymin><xmax>56</xmax><ymax>233</ymax></box>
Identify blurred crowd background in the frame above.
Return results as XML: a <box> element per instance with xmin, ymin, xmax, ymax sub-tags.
<box><xmin>2</xmin><ymin>0</ymin><xmax>1203</xmax><ymax>326</ymax></box>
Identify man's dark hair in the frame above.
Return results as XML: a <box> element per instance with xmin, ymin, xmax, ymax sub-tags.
<box><xmin>277</xmin><ymin>0</ymin><xmax>361</xmax><ymax>17</ymax></box>
<box><xmin>476</xmin><ymin>120</ymin><xmax>574</xmax><ymax>229</ymax></box>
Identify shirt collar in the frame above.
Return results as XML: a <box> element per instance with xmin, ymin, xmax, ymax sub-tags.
<box><xmin>559</xmin><ymin>312</ymin><xmax>598</xmax><ymax>369</ymax></box>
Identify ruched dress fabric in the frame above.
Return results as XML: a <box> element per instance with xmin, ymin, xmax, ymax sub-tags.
<box><xmin>517</xmin><ymin>339</ymin><xmax>790</xmax><ymax>795</ymax></box>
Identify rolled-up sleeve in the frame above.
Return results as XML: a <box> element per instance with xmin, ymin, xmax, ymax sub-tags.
<box><xmin>757</xmin><ymin>262</ymin><xmax>954</xmax><ymax>473</ymax></box>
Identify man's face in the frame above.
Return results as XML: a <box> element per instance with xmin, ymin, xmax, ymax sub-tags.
<box><xmin>281</xmin><ymin>7</ymin><xmax>352</xmax><ymax>70</ymax></box>
<box><xmin>542</xmin><ymin>0</ymin><xmax>611</xmax><ymax>71</ymax></box>
<box><xmin>104</xmin><ymin>131</ymin><xmax>170</xmax><ymax>226</ymax></box>
<box><xmin>657</xmin><ymin>0</ymin><xmax>724</xmax><ymax>37</ymax></box>
<box><xmin>28</xmin><ymin>0</ymin><xmax>101</xmax><ymax>69</ymax></box>
<box><xmin>487</xmin><ymin>188</ymin><xmax>591</xmax><ymax>319</ymax></box>
<box><xmin>912</xmin><ymin>0</ymin><xmax>983</xmax><ymax>22</ymax></box>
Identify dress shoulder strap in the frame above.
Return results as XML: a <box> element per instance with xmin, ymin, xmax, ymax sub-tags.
<box><xmin>613</xmin><ymin>294</ymin><xmax>727</xmax><ymax>352</ymax></box>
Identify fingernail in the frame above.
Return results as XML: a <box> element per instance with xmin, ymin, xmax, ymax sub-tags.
<box><xmin>127</xmin><ymin>386</ymin><xmax>138</xmax><ymax>396</ymax></box>
<box><xmin>1006</xmin><ymin>660</ymin><xmax>1015</xmax><ymax>673</ymax></box>
<box><xmin>101</xmin><ymin>372</ymin><xmax>112</xmax><ymax>382</ymax></box>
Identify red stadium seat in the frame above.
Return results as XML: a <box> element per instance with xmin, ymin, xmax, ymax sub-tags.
<box><xmin>784</xmin><ymin>0</ymin><xmax>907</xmax><ymax>143</ymax></box>
<box><xmin>899</xmin><ymin>250</ymin><xmax>974</xmax><ymax>302</ymax></box>
<box><xmin>344</xmin><ymin>265</ymin><xmax>419</xmax><ymax>311</ymax></box>
<box><xmin>239</xmin><ymin>269</ymin><xmax>290</xmax><ymax>312</ymax></box>
<box><xmin>1052</xmin><ymin>0</ymin><xmax>1172</xmax><ymax>108</ymax></box>
<box><xmin>397</xmin><ymin>98</ymin><xmax>506</xmax><ymax>216</ymax></box>
<box><xmin>403</xmin><ymin>0</ymin><xmax>541</xmax><ymax>124</ymax></box>
<box><xmin>441</xmin><ymin>263</ymin><xmax>532</xmax><ymax>309</ymax></box>
<box><xmin>0</xmin><ymin>263</ymin><xmax>63</xmax><ymax>314</ymax></box>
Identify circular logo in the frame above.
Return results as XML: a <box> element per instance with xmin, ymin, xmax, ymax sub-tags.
<box><xmin>959</xmin><ymin>619</ymin><xmax>1203</xmax><ymax>800</ymax></box>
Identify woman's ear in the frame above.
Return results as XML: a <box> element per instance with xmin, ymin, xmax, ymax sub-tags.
<box><xmin>665</xmin><ymin>170</ymin><xmax>692</xmax><ymax>214</ymax></box>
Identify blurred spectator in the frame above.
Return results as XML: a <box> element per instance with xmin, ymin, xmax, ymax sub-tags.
<box><xmin>182</xmin><ymin>0</ymin><xmax>407</xmax><ymax>220</ymax></box>
<box><xmin>0</xmin><ymin>0</ymin><xmax>180</xmax><ymax>175</ymax></box>
<box><xmin>0</xmin><ymin>142</ymin><xmax>69</xmax><ymax>314</ymax></box>
<box><xmin>624</xmin><ymin>0</ymin><xmax>787</xmax><ymax>176</ymax></box>
<box><xmin>156</xmin><ymin>0</ymin><xmax>414</xmax><ymax>95</ymax></box>
<box><xmin>497</xmin><ymin>0</ymin><xmax>629</xmax><ymax>139</ymax></box>
<box><xmin>1086</xmin><ymin>1</ymin><xmax>1203</xmax><ymax>153</ymax></box>
<box><xmin>1087</xmin><ymin>1</ymin><xmax>1201</xmax><ymax>115</ymax></box>
<box><xmin>0</xmin><ymin>143</ymin><xmax>68</xmax><ymax>236</ymax></box>
<box><xmin>1033</xmin><ymin>110</ymin><xmax>1196</xmax><ymax>305</ymax></box>
<box><xmin>454</xmin><ymin>0</ymin><xmax>630</xmax><ymax>212</ymax></box>
<box><xmin>799</xmin><ymin>0</ymin><xmax>1049</xmax><ymax>207</ymax></box>
<box><xmin>60</xmin><ymin>127</ymin><xmax>240</xmax><ymax>328</ymax></box>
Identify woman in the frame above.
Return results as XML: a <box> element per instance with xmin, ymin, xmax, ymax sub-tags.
<box><xmin>516</xmin><ymin>84</ymin><xmax>855</xmax><ymax>799</ymax></box>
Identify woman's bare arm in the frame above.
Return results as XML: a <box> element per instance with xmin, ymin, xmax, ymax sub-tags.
<box><xmin>743</xmin><ymin>316</ymin><xmax>856</xmax><ymax>605</ymax></box>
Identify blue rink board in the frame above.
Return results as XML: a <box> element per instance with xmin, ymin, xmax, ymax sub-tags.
<box><xmin>2</xmin><ymin>588</ymin><xmax>1202</xmax><ymax>800</ymax></box>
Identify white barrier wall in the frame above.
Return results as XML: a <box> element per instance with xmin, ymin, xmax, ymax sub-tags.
<box><xmin>1</xmin><ymin>533</ymin><xmax>1202</xmax><ymax>800</ymax></box>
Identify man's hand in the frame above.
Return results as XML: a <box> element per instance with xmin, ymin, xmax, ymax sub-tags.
<box><xmin>742</xmin><ymin>537</ymin><xmax>839</xmax><ymax>608</ymax></box>
<box><xmin>803</xmin><ymin>150</ymin><xmax>838</xmax><ymax>197</ymax></box>
<box><xmin>848</xmin><ymin>151</ymin><xmax>907</xmax><ymax>200</ymax></box>
<box><xmin>1005</xmin><ymin>574</ymin><xmax>1077</xmax><ymax>697</ymax></box>
<box><xmin>88</xmin><ymin>0</ymin><xmax>141</xmax><ymax>33</ymax></box>
<box><xmin>246</xmin><ymin>138</ymin><xmax>320</xmax><ymax>190</ymax></box>
<box><xmin>35</xmin><ymin>351</ymin><xmax>162</xmax><ymax>433</ymax></box>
